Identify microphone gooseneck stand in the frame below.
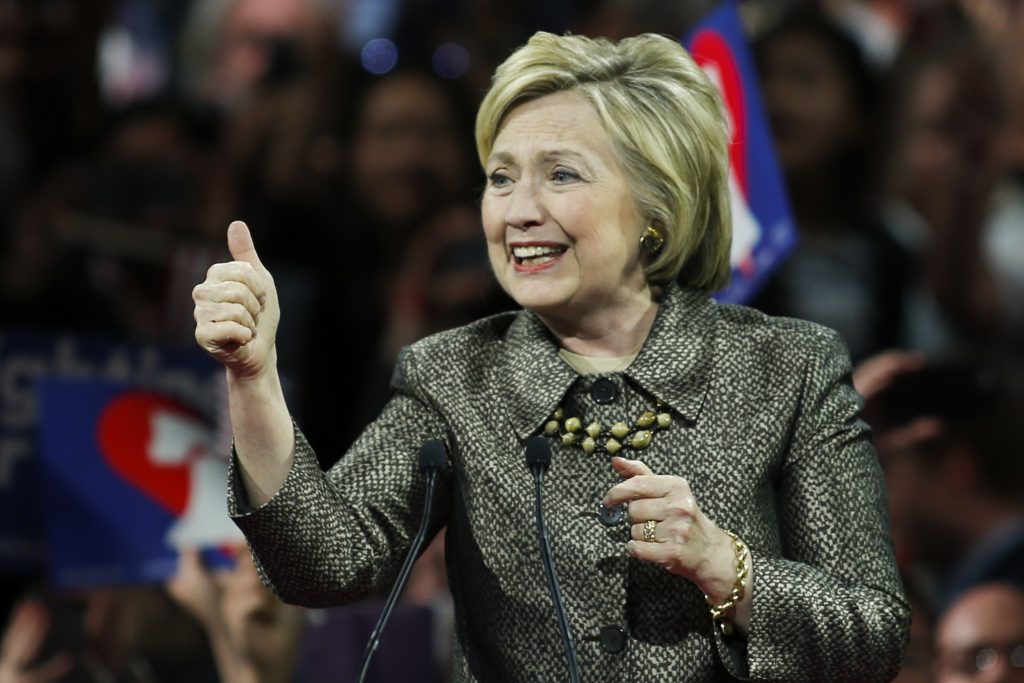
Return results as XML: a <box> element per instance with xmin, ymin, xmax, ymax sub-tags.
<box><xmin>525</xmin><ymin>436</ymin><xmax>582</xmax><ymax>683</ymax></box>
<box><xmin>356</xmin><ymin>440</ymin><xmax>448</xmax><ymax>683</ymax></box>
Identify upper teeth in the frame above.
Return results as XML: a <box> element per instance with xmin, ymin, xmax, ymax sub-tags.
<box><xmin>513</xmin><ymin>246</ymin><xmax>563</xmax><ymax>258</ymax></box>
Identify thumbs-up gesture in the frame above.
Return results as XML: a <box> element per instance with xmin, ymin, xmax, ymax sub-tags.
<box><xmin>193</xmin><ymin>221</ymin><xmax>280</xmax><ymax>379</ymax></box>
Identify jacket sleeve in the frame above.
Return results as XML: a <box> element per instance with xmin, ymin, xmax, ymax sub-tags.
<box><xmin>717</xmin><ymin>329</ymin><xmax>910</xmax><ymax>682</ymax></box>
<box><xmin>226</xmin><ymin>346</ymin><xmax>452</xmax><ymax>607</ymax></box>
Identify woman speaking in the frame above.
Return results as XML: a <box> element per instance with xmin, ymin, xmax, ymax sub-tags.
<box><xmin>193</xmin><ymin>32</ymin><xmax>909</xmax><ymax>682</ymax></box>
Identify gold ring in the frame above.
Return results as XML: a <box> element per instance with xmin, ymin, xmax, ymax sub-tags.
<box><xmin>643</xmin><ymin>519</ymin><xmax>658</xmax><ymax>543</ymax></box>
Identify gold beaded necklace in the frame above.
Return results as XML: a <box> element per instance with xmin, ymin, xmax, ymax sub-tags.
<box><xmin>543</xmin><ymin>403</ymin><xmax>672</xmax><ymax>455</ymax></box>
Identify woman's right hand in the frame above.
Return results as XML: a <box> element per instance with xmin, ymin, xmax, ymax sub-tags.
<box><xmin>193</xmin><ymin>221</ymin><xmax>280</xmax><ymax>380</ymax></box>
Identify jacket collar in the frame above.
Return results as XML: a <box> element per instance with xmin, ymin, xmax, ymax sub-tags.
<box><xmin>497</xmin><ymin>283</ymin><xmax>717</xmax><ymax>441</ymax></box>
<box><xmin>625</xmin><ymin>285</ymin><xmax>716</xmax><ymax>425</ymax></box>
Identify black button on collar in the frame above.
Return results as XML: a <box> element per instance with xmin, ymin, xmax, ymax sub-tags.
<box><xmin>599</xmin><ymin>625</ymin><xmax>627</xmax><ymax>654</ymax></box>
<box><xmin>598</xmin><ymin>503</ymin><xmax>626</xmax><ymax>527</ymax></box>
<box><xmin>590</xmin><ymin>378</ymin><xmax>618</xmax><ymax>404</ymax></box>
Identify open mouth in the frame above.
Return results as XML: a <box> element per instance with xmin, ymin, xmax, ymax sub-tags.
<box><xmin>512</xmin><ymin>244</ymin><xmax>568</xmax><ymax>267</ymax></box>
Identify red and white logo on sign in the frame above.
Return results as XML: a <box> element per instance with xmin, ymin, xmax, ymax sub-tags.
<box><xmin>97</xmin><ymin>392</ymin><xmax>242</xmax><ymax>549</ymax></box>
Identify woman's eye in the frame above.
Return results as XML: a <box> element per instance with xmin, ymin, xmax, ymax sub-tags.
<box><xmin>488</xmin><ymin>172</ymin><xmax>511</xmax><ymax>187</ymax></box>
<box><xmin>551</xmin><ymin>169</ymin><xmax>579</xmax><ymax>183</ymax></box>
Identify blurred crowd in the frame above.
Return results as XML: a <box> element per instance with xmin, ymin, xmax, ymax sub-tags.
<box><xmin>1</xmin><ymin>0</ymin><xmax>1022</xmax><ymax>681</ymax></box>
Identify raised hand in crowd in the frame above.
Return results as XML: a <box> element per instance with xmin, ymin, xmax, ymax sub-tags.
<box><xmin>166</xmin><ymin>547</ymin><xmax>303</xmax><ymax>683</ymax></box>
<box><xmin>0</xmin><ymin>601</ymin><xmax>73</xmax><ymax>683</ymax></box>
<box><xmin>852</xmin><ymin>350</ymin><xmax>926</xmax><ymax>402</ymax></box>
<box><xmin>853</xmin><ymin>350</ymin><xmax>943</xmax><ymax>454</ymax></box>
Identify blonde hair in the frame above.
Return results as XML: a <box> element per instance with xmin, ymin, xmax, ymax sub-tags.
<box><xmin>475</xmin><ymin>32</ymin><xmax>732</xmax><ymax>292</ymax></box>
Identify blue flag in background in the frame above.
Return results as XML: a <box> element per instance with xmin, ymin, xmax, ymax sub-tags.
<box><xmin>685</xmin><ymin>0</ymin><xmax>797</xmax><ymax>304</ymax></box>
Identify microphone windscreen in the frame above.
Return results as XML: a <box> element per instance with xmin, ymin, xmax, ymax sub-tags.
<box><xmin>418</xmin><ymin>440</ymin><xmax>448</xmax><ymax>474</ymax></box>
<box><xmin>525</xmin><ymin>436</ymin><xmax>552</xmax><ymax>471</ymax></box>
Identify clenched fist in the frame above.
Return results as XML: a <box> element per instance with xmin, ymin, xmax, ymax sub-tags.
<box><xmin>193</xmin><ymin>221</ymin><xmax>279</xmax><ymax>380</ymax></box>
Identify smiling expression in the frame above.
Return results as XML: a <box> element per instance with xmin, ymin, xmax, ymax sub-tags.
<box><xmin>481</xmin><ymin>90</ymin><xmax>649</xmax><ymax>323</ymax></box>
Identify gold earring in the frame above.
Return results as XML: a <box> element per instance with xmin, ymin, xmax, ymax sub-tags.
<box><xmin>640</xmin><ymin>226</ymin><xmax>664</xmax><ymax>255</ymax></box>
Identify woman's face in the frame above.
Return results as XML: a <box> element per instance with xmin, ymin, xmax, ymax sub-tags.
<box><xmin>481</xmin><ymin>90</ymin><xmax>647</xmax><ymax>321</ymax></box>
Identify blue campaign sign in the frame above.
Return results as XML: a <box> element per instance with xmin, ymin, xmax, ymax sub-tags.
<box><xmin>36</xmin><ymin>377</ymin><xmax>242</xmax><ymax>587</ymax></box>
<box><xmin>685</xmin><ymin>0</ymin><xmax>797</xmax><ymax>304</ymax></box>
<box><xmin>0</xmin><ymin>330</ymin><xmax>225</xmax><ymax>575</ymax></box>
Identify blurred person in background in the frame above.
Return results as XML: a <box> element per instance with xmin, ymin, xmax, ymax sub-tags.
<box><xmin>855</xmin><ymin>349</ymin><xmax>1023</xmax><ymax>683</ymax></box>
<box><xmin>183</xmin><ymin>0</ymin><xmax>355</xmax><ymax>273</ymax></box>
<box><xmin>751</xmin><ymin>6</ymin><xmax>911</xmax><ymax>362</ymax></box>
<box><xmin>881</xmin><ymin>7</ymin><xmax>1012</xmax><ymax>351</ymax></box>
<box><xmin>0</xmin><ymin>184</ymin><xmax>124</xmax><ymax>336</ymax></box>
<box><xmin>167</xmin><ymin>548</ymin><xmax>305</xmax><ymax>683</ymax></box>
<box><xmin>860</xmin><ymin>355</ymin><xmax>1024</xmax><ymax>610</ymax></box>
<box><xmin>0</xmin><ymin>0</ymin><xmax>106</xmax><ymax>186</ymax></box>
<box><xmin>390</xmin><ymin>0</ymin><xmax>564</xmax><ymax>98</ymax></box>
<box><xmin>0</xmin><ymin>100</ymin><xmax>233</xmax><ymax>343</ymax></box>
<box><xmin>0</xmin><ymin>0</ymin><xmax>113</xmax><ymax>340</ymax></box>
<box><xmin>0</xmin><ymin>548</ymin><xmax>306</xmax><ymax>683</ymax></box>
<box><xmin>181</xmin><ymin>0</ymin><xmax>344</xmax><ymax>116</ymax></box>
<box><xmin>0</xmin><ymin>586</ymin><xmax>218</xmax><ymax>683</ymax></box>
<box><xmin>935</xmin><ymin>582</ymin><xmax>1024</xmax><ymax>683</ymax></box>
<box><xmin>300</xmin><ymin>68</ymin><xmax>505</xmax><ymax>462</ymax></box>
<box><xmin>955</xmin><ymin>0</ymin><xmax>1024</xmax><ymax>346</ymax></box>
<box><xmin>197</xmin><ymin>0</ymin><xmax>355</xmax><ymax>270</ymax></box>
<box><xmin>574</xmin><ymin>0</ymin><xmax>715</xmax><ymax>42</ymax></box>
<box><xmin>957</xmin><ymin>0</ymin><xmax>1024</xmax><ymax>172</ymax></box>
<box><xmin>345</xmin><ymin>69</ymin><xmax>476</xmax><ymax>249</ymax></box>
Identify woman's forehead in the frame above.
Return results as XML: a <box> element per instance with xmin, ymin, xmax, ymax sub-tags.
<box><xmin>489</xmin><ymin>91</ymin><xmax>617</xmax><ymax>165</ymax></box>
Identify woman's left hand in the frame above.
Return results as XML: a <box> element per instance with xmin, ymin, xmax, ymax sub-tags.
<box><xmin>602</xmin><ymin>457</ymin><xmax>739</xmax><ymax>606</ymax></box>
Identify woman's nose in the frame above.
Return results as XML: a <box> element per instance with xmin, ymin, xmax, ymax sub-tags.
<box><xmin>505</xmin><ymin>181</ymin><xmax>545</xmax><ymax>230</ymax></box>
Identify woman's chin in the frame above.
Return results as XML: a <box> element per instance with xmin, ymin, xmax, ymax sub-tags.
<box><xmin>498</xmin><ymin>271</ymin><xmax>572</xmax><ymax>312</ymax></box>
<box><xmin>512</xmin><ymin>292</ymin><xmax>570</xmax><ymax>314</ymax></box>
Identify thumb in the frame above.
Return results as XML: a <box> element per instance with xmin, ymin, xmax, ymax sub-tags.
<box><xmin>610</xmin><ymin>456</ymin><xmax>654</xmax><ymax>478</ymax></box>
<box><xmin>227</xmin><ymin>220</ymin><xmax>263</xmax><ymax>268</ymax></box>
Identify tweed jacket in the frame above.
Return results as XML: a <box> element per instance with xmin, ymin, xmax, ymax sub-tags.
<box><xmin>229</xmin><ymin>284</ymin><xmax>910</xmax><ymax>682</ymax></box>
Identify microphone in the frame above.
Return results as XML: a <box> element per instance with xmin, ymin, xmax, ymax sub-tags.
<box><xmin>526</xmin><ymin>435</ymin><xmax>552</xmax><ymax>473</ymax></box>
<box><xmin>525</xmin><ymin>436</ymin><xmax>582</xmax><ymax>683</ymax></box>
<box><xmin>357</xmin><ymin>440</ymin><xmax>448</xmax><ymax>683</ymax></box>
